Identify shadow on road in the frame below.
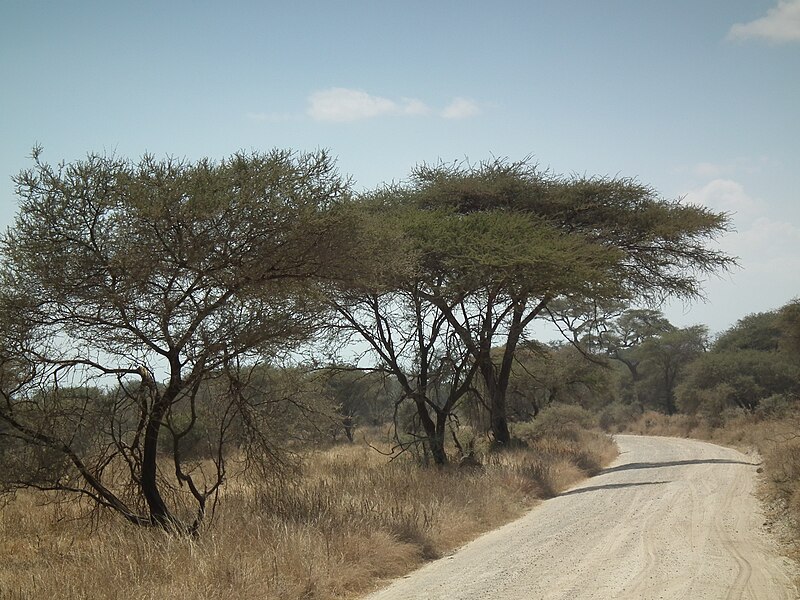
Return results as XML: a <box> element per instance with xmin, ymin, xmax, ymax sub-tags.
<box><xmin>558</xmin><ymin>480</ymin><xmax>671</xmax><ymax>497</ymax></box>
<box><xmin>600</xmin><ymin>458</ymin><xmax>759</xmax><ymax>476</ymax></box>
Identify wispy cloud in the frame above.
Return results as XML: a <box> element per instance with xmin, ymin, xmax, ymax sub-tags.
<box><xmin>684</xmin><ymin>179</ymin><xmax>800</xmax><ymax>285</ymax></box>
<box><xmin>307</xmin><ymin>88</ymin><xmax>481</xmax><ymax>122</ymax></box>
<box><xmin>727</xmin><ymin>0</ymin><xmax>800</xmax><ymax>43</ymax></box>
<box><xmin>687</xmin><ymin>157</ymin><xmax>770</xmax><ymax>179</ymax></box>
<box><xmin>684</xmin><ymin>179</ymin><xmax>758</xmax><ymax>217</ymax></box>
<box><xmin>308</xmin><ymin>88</ymin><xmax>431</xmax><ymax>122</ymax></box>
<box><xmin>441</xmin><ymin>97</ymin><xmax>481</xmax><ymax>119</ymax></box>
<box><xmin>726</xmin><ymin>215</ymin><xmax>800</xmax><ymax>277</ymax></box>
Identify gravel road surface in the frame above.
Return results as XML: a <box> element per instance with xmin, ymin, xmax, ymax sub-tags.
<box><xmin>362</xmin><ymin>434</ymin><xmax>798</xmax><ymax>600</ymax></box>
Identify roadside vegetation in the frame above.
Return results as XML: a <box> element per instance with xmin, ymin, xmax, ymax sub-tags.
<box><xmin>0</xmin><ymin>425</ymin><xmax>616</xmax><ymax>599</ymax></box>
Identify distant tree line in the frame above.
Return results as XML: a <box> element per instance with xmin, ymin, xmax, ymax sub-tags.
<box><xmin>497</xmin><ymin>300</ymin><xmax>800</xmax><ymax>430</ymax></box>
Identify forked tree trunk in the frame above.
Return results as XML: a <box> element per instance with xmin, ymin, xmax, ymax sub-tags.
<box><xmin>413</xmin><ymin>396</ymin><xmax>448</xmax><ymax>465</ymax></box>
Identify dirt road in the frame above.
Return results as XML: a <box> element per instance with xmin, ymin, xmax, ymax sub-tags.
<box><xmin>362</xmin><ymin>435</ymin><xmax>797</xmax><ymax>600</ymax></box>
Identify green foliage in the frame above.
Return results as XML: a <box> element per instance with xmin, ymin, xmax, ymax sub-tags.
<box><xmin>714</xmin><ymin>311</ymin><xmax>782</xmax><ymax>353</ymax></box>
<box><xmin>674</xmin><ymin>300</ymin><xmax>800</xmax><ymax>416</ymax></box>
<box><xmin>407</xmin><ymin>159</ymin><xmax>734</xmax><ymax>304</ymax></box>
<box><xmin>406</xmin><ymin>206</ymin><xmax>625</xmax><ymax>300</ymax></box>
<box><xmin>677</xmin><ymin>350</ymin><xmax>799</xmax><ymax>414</ymax></box>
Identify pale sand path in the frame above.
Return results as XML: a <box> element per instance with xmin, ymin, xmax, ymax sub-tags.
<box><xmin>362</xmin><ymin>435</ymin><xmax>798</xmax><ymax>600</ymax></box>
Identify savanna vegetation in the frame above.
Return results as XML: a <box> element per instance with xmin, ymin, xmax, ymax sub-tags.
<box><xmin>8</xmin><ymin>147</ymin><xmax>795</xmax><ymax>598</ymax></box>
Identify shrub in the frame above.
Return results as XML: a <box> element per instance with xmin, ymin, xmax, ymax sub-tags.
<box><xmin>597</xmin><ymin>402</ymin><xmax>642</xmax><ymax>432</ymax></box>
<box><xmin>515</xmin><ymin>404</ymin><xmax>597</xmax><ymax>440</ymax></box>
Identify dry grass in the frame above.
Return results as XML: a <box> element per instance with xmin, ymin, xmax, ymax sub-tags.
<box><xmin>0</xmin><ymin>428</ymin><xmax>616</xmax><ymax>600</ymax></box>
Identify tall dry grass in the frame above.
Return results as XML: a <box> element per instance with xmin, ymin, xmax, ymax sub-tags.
<box><xmin>0</xmin><ymin>428</ymin><xmax>616</xmax><ymax>600</ymax></box>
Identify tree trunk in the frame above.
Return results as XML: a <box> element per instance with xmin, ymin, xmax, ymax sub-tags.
<box><xmin>432</xmin><ymin>411</ymin><xmax>448</xmax><ymax>465</ymax></box>
<box><xmin>490</xmin><ymin>406</ymin><xmax>511</xmax><ymax>446</ymax></box>
<box><xmin>480</xmin><ymin>362</ymin><xmax>512</xmax><ymax>446</ymax></box>
<box><xmin>141</xmin><ymin>399</ymin><xmax>175</xmax><ymax>527</ymax></box>
<box><xmin>413</xmin><ymin>396</ymin><xmax>448</xmax><ymax>465</ymax></box>
<box><xmin>342</xmin><ymin>415</ymin><xmax>354</xmax><ymax>442</ymax></box>
<box><xmin>663</xmin><ymin>366</ymin><xmax>677</xmax><ymax>415</ymax></box>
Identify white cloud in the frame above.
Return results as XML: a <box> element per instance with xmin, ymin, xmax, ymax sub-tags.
<box><xmin>740</xmin><ymin>216</ymin><xmax>800</xmax><ymax>251</ymax></box>
<box><xmin>689</xmin><ymin>157</ymin><xmax>770</xmax><ymax>179</ymax></box>
<box><xmin>308</xmin><ymin>88</ymin><xmax>431</xmax><ymax>122</ymax></box>
<box><xmin>727</xmin><ymin>0</ymin><xmax>800</xmax><ymax>43</ymax></box>
<box><xmin>441</xmin><ymin>97</ymin><xmax>481</xmax><ymax>119</ymax></box>
<box><xmin>683</xmin><ymin>179</ymin><xmax>800</xmax><ymax>296</ymax></box>
<box><xmin>683</xmin><ymin>179</ymin><xmax>758</xmax><ymax>217</ymax></box>
<box><xmin>306</xmin><ymin>88</ymin><xmax>481</xmax><ymax>122</ymax></box>
<box><xmin>669</xmin><ymin>178</ymin><xmax>799</xmax><ymax>332</ymax></box>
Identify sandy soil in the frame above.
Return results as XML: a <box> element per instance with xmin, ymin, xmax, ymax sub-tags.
<box><xmin>362</xmin><ymin>434</ymin><xmax>798</xmax><ymax>600</ymax></box>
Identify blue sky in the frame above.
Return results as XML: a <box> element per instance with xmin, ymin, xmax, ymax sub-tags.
<box><xmin>1</xmin><ymin>0</ymin><xmax>798</xmax><ymax>335</ymax></box>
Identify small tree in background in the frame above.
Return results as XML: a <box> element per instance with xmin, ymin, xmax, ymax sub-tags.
<box><xmin>591</xmin><ymin>308</ymin><xmax>676</xmax><ymax>405</ymax></box>
<box><xmin>635</xmin><ymin>325</ymin><xmax>708</xmax><ymax>414</ymax></box>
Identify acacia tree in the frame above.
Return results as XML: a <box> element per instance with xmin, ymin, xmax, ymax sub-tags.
<box><xmin>584</xmin><ymin>308</ymin><xmax>677</xmax><ymax>404</ymax></box>
<box><xmin>0</xmin><ymin>148</ymin><xmax>356</xmax><ymax>533</ymax></box>
<box><xmin>384</xmin><ymin>159</ymin><xmax>734</xmax><ymax>445</ymax></box>
<box><xmin>635</xmin><ymin>325</ymin><xmax>708</xmax><ymax>414</ymax></box>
